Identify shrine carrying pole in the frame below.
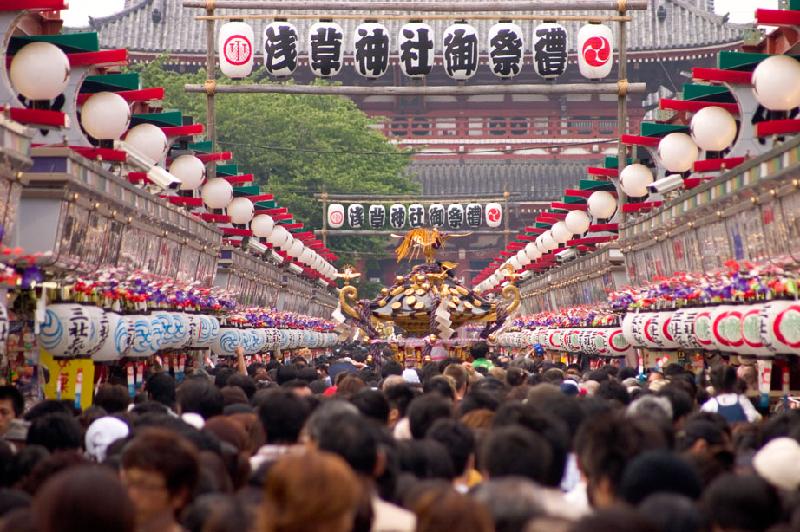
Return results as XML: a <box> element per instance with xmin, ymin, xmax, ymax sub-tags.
<box><xmin>183</xmin><ymin>1</ymin><xmax>647</xmax><ymax>11</ymax></box>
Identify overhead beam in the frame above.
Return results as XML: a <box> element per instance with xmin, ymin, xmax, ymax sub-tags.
<box><xmin>182</xmin><ymin>1</ymin><xmax>648</xmax><ymax>11</ymax></box>
<box><xmin>188</xmin><ymin>82</ymin><xmax>645</xmax><ymax>96</ymax></box>
<box><xmin>315</xmin><ymin>229</ymin><xmax>518</xmax><ymax>236</ymax></box>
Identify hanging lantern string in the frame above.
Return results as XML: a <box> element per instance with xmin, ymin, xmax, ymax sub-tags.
<box><xmin>196</xmin><ymin>13</ymin><xmax>630</xmax><ymax>21</ymax></box>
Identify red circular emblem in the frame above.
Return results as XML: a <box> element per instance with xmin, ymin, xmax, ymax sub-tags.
<box><xmin>329</xmin><ymin>211</ymin><xmax>344</xmax><ymax>225</ymax></box>
<box><xmin>487</xmin><ymin>208</ymin><xmax>501</xmax><ymax>223</ymax></box>
<box><xmin>223</xmin><ymin>34</ymin><xmax>252</xmax><ymax>66</ymax></box>
<box><xmin>582</xmin><ymin>36</ymin><xmax>610</xmax><ymax>67</ymax></box>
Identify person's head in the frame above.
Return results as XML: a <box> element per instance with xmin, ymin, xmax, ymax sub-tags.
<box><xmin>571</xmin><ymin>506</ymin><xmax>657</xmax><ymax>532</ymax></box>
<box><xmin>481</xmin><ymin>425</ymin><xmax>552</xmax><ymax>484</ymax></box>
<box><xmin>145</xmin><ymin>372</ymin><xmax>176</xmax><ymax>409</ymax></box>
<box><xmin>84</xmin><ymin>416</ymin><xmax>130</xmax><ymax>463</ymax></box>
<box><xmin>701</xmin><ymin>474</ymin><xmax>781</xmax><ymax>532</ymax></box>
<box><xmin>25</xmin><ymin>413</ymin><xmax>82</xmax><ymax>453</ymax></box>
<box><xmin>506</xmin><ymin>367</ymin><xmax>526</xmax><ymax>387</ymax></box>
<box><xmin>336</xmin><ymin>375</ymin><xmax>367</xmax><ymax>398</ymax></box>
<box><xmin>412</xmin><ymin>485</ymin><xmax>493</xmax><ymax>532</ymax></box>
<box><xmin>619</xmin><ymin>451</ymin><xmax>703</xmax><ymax>505</ymax></box>
<box><xmin>408</xmin><ymin>394</ymin><xmax>452</xmax><ymax>439</ymax></box>
<box><xmin>396</xmin><ymin>439</ymin><xmax>455</xmax><ymax>480</ymax></box>
<box><xmin>626</xmin><ymin>395</ymin><xmax>673</xmax><ymax>424</ymax></box>
<box><xmin>263</xmin><ymin>451</ymin><xmax>362</xmax><ymax>532</ymax></box>
<box><xmin>177</xmin><ymin>378</ymin><xmax>224</xmax><ymax>419</ymax></box>
<box><xmin>120</xmin><ymin>428</ymin><xmax>199</xmax><ymax>526</ymax></box>
<box><xmin>383</xmin><ymin>382</ymin><xmax>415</xmax><ymax>425</ymax></box>
<box><xmin>0</xmin><ymin>386</ymin><xmax>23</xmax><ymax>435</ymax></box>
<box><xmin>220</xmin><ymin>385</ymin><xmax>249</xmax><ymax>406</ymax></box>
<box><xmin>182</xmin><ymin>494</ymin><xmax>249</xmax><ymax>532</ymax></box>
<box><xmin>314</xmin><ymin>411</ymin><xmax>380</xmax><ymax>478</ymax></box>
<box><xmin>471</xmin><ymin>478</ymin><xmax>545</xmax><ymax>532</ymax></box>
<box><xmin>350</xmin><ymin>389</ymin><xmax>390</xmax><ymax>425</ymax></box>
<box><xmin>381</xmin><ymin>360</ymin><xmax>403</xmax><ymax>379</ymax></box>
<box><xmin>226</xmin><ymin>373</ymin><xmax>257</xmax><ymax>400</ymax></box>
<box><xmin>574</xmin><ymin>413</ymin><xmax>669</xmax><ymax>508</ymax></box>
<box><xmin>425</xmin><ymin>418</ymin><xmax>475</xmax><ymax>477</ymax></box>
<box><xmin>443</xmin><ymin>365</ymin><xmax>469</xmax><ymax>397</ymax></box>
<box><xmin>32</xmin><ymin>466</ymin><xmax>134</xmax><ymax>532</ymax></box>
<box><xmin>709</xmin><ymin>365</ymin><xmax>739</xmax><ymax>395</ymax></box>
<box><xmin>256</xmin><ymin>390</ymin><xmax>311</xmax><ymax>445</ymax></box>
<box><xmin>470</xmin><ymin>342</ymin><xmax>489</xmax><ymax>360</ymax></box>
<box><xmin>93</xmin><ymin>384</ymin><xmax>130</xmax><ymax>414</ymax></box>
<box><xmin>423</xmin><ymin>375</ymin><xmax>457</xmax><ymax>401</ymax></box>
<box><xmin>638</xmin><ymin>494</ymin><xmax>704</xmax><ymax>532</ymax></box>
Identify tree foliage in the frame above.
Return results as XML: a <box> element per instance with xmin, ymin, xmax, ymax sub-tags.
<box><xmin>131</xmin><ymin>59</ymin><xmax>417</xmax><ymax>262</ymax></box>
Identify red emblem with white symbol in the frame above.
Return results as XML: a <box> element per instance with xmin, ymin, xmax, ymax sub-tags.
<box><xmin>582</xmin><ymin>36</ymin><xmax>610</xmax><ymax>67</ymax></box>
<box><xmin>224</xmin><ymin>35</ymin><xmax>252</xmax><ymax>65</ymax></box>
<box><xmin>488</xmin><ymin>208</ymin><xmax>501</xmax><ymax>223</ymax></box>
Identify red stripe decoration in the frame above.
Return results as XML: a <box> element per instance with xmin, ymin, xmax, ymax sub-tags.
<box><xmin>551</xmin><ymin>202</ymin><xmax>588</xmax><ymax>211</ymax></box>
<box><xmin>307</xmin><ymin>241</ymin><xmax>324</xmax><ymax>249</ymax></box>
<box><xmin>79</xmin><ymin>87</ymin><xmax>163</xmax><ymax>105</ymax></box>
<box><xmin>195</xmin><ymin>152</ymin><xmax>232</xmax><ymax>163</ymax></box>
<box><xmin>222</xmin><ymin>228</ymin><xmax>253</xmax><ymax>237</ymax></box>
<box><xmin>282</xmin><ymin>223</ymin><xmax>304</xmax><ymax>230</ymax></box>
<box><xmin>507</xmin><ymin>243</ymin><xmax>525</xmax><ymax>251</ymax></box>
<box><xmin>262</xmin><ymin>208</ymin><xmax>287</xmax><ymax>215</ymax></box>
<box><xmin>248</xmin><ymin>194</ymin><xmax>274</xmax><ymax>202</ymax></box>
<box><xmin>271</xmin><ymin>213</ymin><xmax>293</xmax><ymax>221</ymax></box>
<box><xmin>659</xmin><ymin>99</ymin><xmax>739</xmax><ymax>114</ymax></box>
<box><xmin>587</xmin><ymin>166</ymin><xmax>618</xmax><ymax>178</ymax></box>
<box><xmin>70</xmin><ymin>146</ymin><xmax>127</xmax><ymax>161</ymax></box>
<box><xmin>499</xmin><ymin>251</ymin><xmax>514</xmax><ymax>258</ymax></box>
<box><xmin>194</xmin><ymin>213</ymin><xmax>230</xmax><ymax>223</ymax></box>
<box><xmin>222</xmin><ymin>173</ymin><xmax>253</xmax><ymax>185</ymax></box>
<box><xmin>2</xmin><ymin>0</ymin><xmax>67</xmax><ymax>10</ymax></box>
<box><xmin>683</xmin><ymin>177</ymin><xmax>711</xmax><ymax>189</ymax></box>
<box><xmin>127</xmin><ymin>172</ymin><xmax>150</xmax><ymax>184</ymax></box>
<box><xmin>620</xmin><ymin>134</ymin><xmax>661</xmax><ymax>147</ymax></box>
<box><xmin>68</xmin><ymin>49</ymin><xmax>128</xmax><ymax>68</ymax></box>
<box><xmin>756</xmin><ymin>119</ymin><xmax>800</xmax><ymax>137</ymax></box>
<box><xmin>692</xmin><ymin>67</ymin><xmax>752</xmax><ymax>85</ymax></box>
<box><xmin>567</xmin><ymin>236</ymin><xmax>617</xmax><ymax>246</ymax></box>
<box><xmin>755</xmin><ymin>8</ymin><xmax>800</xmax><ymax>26</ymax></box>
<box><xmin>161</xmin><ymin>124</ymin><xmax>204</xmax><ymax>137</ymax></box>
<box><xmin>518</xmin><ymin>235</ymin><xmax>537</xmax><ymax>241</ymax></box>
<box><xmin>2</xmin><ymin>107</ymin><xmax>67</xmax><ymax>127</ymax></box>
<box><xmin>293</xmin><ymin>232</ymin><xmax>315</xmax><ymax>241</ymax></box>
<box><xmin>162</xmin><ymin>196</ymin><xmax>203</xmax><ymax>206</ymax></box>
<box><xmin>693</xmin><ymin>157</ymin><xmax>746</xmax><ymax>173</ymax></box>
<box><xmin>565</xmin><ymin>189</ymin><xmax>593</xmax><ymax>198</ymax></box>
<box><xmin>589</xmin><ymin>223</ymin><xmax>619</xmax><ymax>232</ymax></box>
<box><xmin>623</xmin><ymin>201</ymin><xmax>663</xmax><ymax>213</ymax></box>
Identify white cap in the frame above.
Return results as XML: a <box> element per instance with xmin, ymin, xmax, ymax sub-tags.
<box><xmin>753</xmin><ymin>437</ymin><xmax>800</xmax><ymax>491</ymax></box>
<box><xmin>85</xmin><ymin>417</ymin><xmax>129</xmax><ymax>462</ymax></box>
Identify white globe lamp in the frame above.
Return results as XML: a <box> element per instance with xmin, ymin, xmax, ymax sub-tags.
<box><xmin>587</xmin><ymin>191</ymin><xmax>617</xmax><ymax>219</ymax></box>
<box><xmin>9</xmin><ymin>42</ymin><xmax>70</xmax><ymax>101</ymax></box>
<box><xmin>516</xmin><ymin>250</ymin><xmax>531</xmax><ymax>267</ymax></box>
<box><xmin>170</xmin><ymin>155</ymin><xmax>206</xmax><ymax>191</ymax></box>
<box><xmin>124</xmin><ymin>123</ymin><xmax>169</xmax><ymax>164</ymax></box>
<box><xmin>268</xmin><ymin>225</ymin><xmax>289</xmax><ymax>247</ymax></box>
<box><xmin>227</xmin><ymin>197</ymin><xmax>254</xmax><ymax>224</ymax></box>
<box><xmin>288</xmin><ymin>239</ymin><xmax>304</xmax><ymax>258</ymax></box>
<box><xmin>541</xmin><ymin>231</ymin><xmax>557</xmax><ymax>251</ymax></box>
<box><xmin>620</xmin><ymin>164</ymin><xmax>654</xmax><ymax>198</ymax></box>
<box><xmin>200</xmin><ymin>178</ymin><xmax>233</xmax><ymax>209</ymax></box>
<box><xmin>551</xmin><ymin>221</ymin><xmax>573</xmax><ymax>244</ymax></box>
<box><xmin>658</xmin><ymin>133</ymin><xmax>699</xmax><ymax>173</ymax></box>
<box><xmin>81</xmin><ymin>92</ymin><xmax>131</xmax><ymax>140</ymax></box>
<box><xmin>691</xmin><ymin>107</ymin><xmax>738</xmax><ymax>152</ymax></box>
<box><xmin>752</xmin><ymin>55</ymin><xmax>800</xmax><ymax>111</ymax></box>
<box><xmin>251</xmin><ymin>214</ymin><xmax>274</xmax><ymax>238</ymax></box>
<box><xmin>565</xmin><ymin>210</ymin><xmax>591</xmax><ymax>234</ymax></box>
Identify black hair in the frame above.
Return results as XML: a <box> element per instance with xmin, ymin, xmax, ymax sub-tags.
<box><xmin>425</xmin><ymin>419</ymin><xmax>474</xmax><ymax>476</ymax></box>
<box><xmin>658</xmin><ymin>385</ymin><xmax>694</xmax><ymax>422</ymax></box>
<box><xmin>383</xmin><ymin>383</ymin><xmax>416</xmax><ymax>418</ymax></box>
<box><xmin>505</xmin><ymin>367</ymin><xmax>526</xmax><ymax>387</ymax></box>
<box><xmin>93</xmin><ymin>384</ymin><xmax>131</xmax><ymax>414</ymax></box>
<box><xmin>316</xmin><ymin>411</ymin><xmax>379</xmax><ymax>476</ymax></box>
<box><xmin>396</xmin><ymin>439</ymin><xmax>455</xmax><ymax>480</ymax></box>
<box><xmin>225</xmin><ymin>374</ymin><xmax>256</xmax><ymax>400</ymax></box>
<box><xmin>256</xmin><ymin>390</ymin><xmax>310</xmax><ymax>444</ymax></box>
<box><xmin>619</xmin><ymin>451</ymin><xmax>703</xmax><ymax>505</ymax></box>
<box><xmin>213</xmin><ymin>367</ymin><xmax>235</xmax><ymax>389</ymax></box>
<box><xmin>350</xmin><ymin>390</ymin><xmax>390</xmax><ymax>425</ymax></box>
<box><xmin>596</xmin><ymin>379</ymin><xmax>631</xmax><ymax>406</ymax></box>
<box><xmin>571</xmin><ymin>507</ymin><xmax>658</xmax><ymax>532</ymax></box>
<box><xmin>0</xmin><ymin>386</ymin><xmax>24</xmax><ymax>417</ymax></box>
<box><xmin>470</xmin><ymin>342</ymin><xmax>489</xmax><ymax>360</ymax></box>
<box><xmin>275</xmin><ymin>364</ymin><xmax>299</xmax><ymax>385</ymax></box>
<box><xmin>177</xmin><ymin>378</ymin><xmax>224</xmax><ymax>419</ymax></box>
<box><xmin>25</xmin><ymin>413</ymin><xmax>82</xmax><ymax>453</ymax></box>
<box><xmin>145</xmin><ymin>372</ymin><xmax>176</xmax><ymax>409</ymax></box>
<box><xmin>407</xmin><ymin>394</ymin><xmax>452</xmax><ymax>439</ymax></box>
<box><xmin>709</xmin><ymin>365</ymin><xmax>739</xmax><ymax>395</ymax></box>
<box><xmin>701</xmin><ymin>474</ymin><xmax>781</xmax><ymax>532</ymax></box>
<box><xmin>380</xmin><ymin>360</ymin><xmax>403</xmax><ymax>379</ymax></box>
<box><xmin>480</xmin><ymin>425</ymin><xmax>551</xmax><ymax>484</ymax></box>
<box><xmin>422</xmin><ymin>375</ymin><xmax>456</xmax><ymax>401</ymax></box>
<box><xmin>638</xmin><ymin>494</ymin><xmax>705</xmax><ymax>532</ymax></box>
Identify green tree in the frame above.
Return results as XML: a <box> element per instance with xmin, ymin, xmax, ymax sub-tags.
<box><xmin>131</xmin><ymin>58</ymin><xmax>417</xmax><ymax>262</ymax></box>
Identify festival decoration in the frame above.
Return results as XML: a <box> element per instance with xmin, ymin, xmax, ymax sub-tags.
<box><xmin>81</xmin><ymin>92</ymin><xmax>131</xmax><ymax>141</ymax></box>
<box><xmin>620</xmin><ymin>164</ymin><xmax>654</xmax><ymax>198</ymax></box>
<box><xmin>398</xmin><ymin>22</ymin><xmax>435</xmax><ymax>78</ymax></box>
<box><xmin>485</xmin><ymin>203</ymin><xmax>503</xmax><ymax>228</ymax></box>
<box><xmin>751</xmin><ymin>54</ymin><xmax>800</xmax><ymax>111</ymax></box>
<box><xmin>124</xmin><ymin>124</ymin><xmax>169</xmax><ymax>165</ymax></box>
<box><xmin>443</xmin><ymin>23</ymin><xmax>479</xmax><ymax>80</ymax></box>
<box><xmin>170</xmin><ymin>154</ymin><xmax>206</xmax><ymax>191</ymax></box>
<box><xmin>327</xmin><ymin>203</ymin><xmax>345</xmax><ymax>229</ymax></box>
<box><xmin>263</xmin><ymin>21</ymin><xmax>299</xmax><ymax>77</ymax></box>
<box><xmin>354</xmin><ymin>22</ymin><xmax>390</xmax><ymax>78</ymax></box>
<box><xmin>308</xmin><ymin>21</ymin><xmax>345</xmax><ymax>77</ymax></box>
<box><xmin>219</xmin><ymin>21</ymin><xmax>254</xmax><ymax>78</ymax></box>
<box><xmin>348</xmin><ymin>203</ymin><xmax>365</xmax><ymax>229</ymax></box>
<box><xmin>369</xmin><ymin>204</ymin><xmax>386</xmax><ymax>229</ymax></box>
<box><xmin>201</xmin><ymin>178</ymin><xmax>234</xmax><ymax>210</ymax></box>
<box><xmin>488</xmin><ymin>22</ymin><xmax>524</xmax><ymax>79</ymax></box>
<box><xmin>532</xmin><ymin>22</ymin><xmax>567</xmax><ymax>79</ymax></box>
<box><xmin>227</xmin><ymin>197</ymin><xmax>255</xmax><ymax>225</ymax></box>
<box><xmin>658</xmin><ymin>133</ymin><xmax>699</xmax><ymax>173</ymax></box>
<box><xmin>577</xmin><ymin>23</ymin><xmax>613</xmax><ymax>79</ymax></box>
<box><xmin>389</xmin><ymin>204</ymin><xmax>406</xmax><ymax>230</ymax></box>
<box><xmin>9</xmin><ymin>42</ymin><xmax>70</xmax><ymax>102</ymax></box>
<box><xmin>690</xmin><ymin>106</ymin><xmax>738</xmax><ymax>152</ymax></box>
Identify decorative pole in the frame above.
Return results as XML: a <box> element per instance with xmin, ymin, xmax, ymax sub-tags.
<box><xmin>205</xmin><ymin>0</ymin><xmax>217</xmax><ymax>179</ymax></box>
<box><xmin>616</xmin><ymin>0</ymin><xmax>628</xmax><ymax>219</ymax></box>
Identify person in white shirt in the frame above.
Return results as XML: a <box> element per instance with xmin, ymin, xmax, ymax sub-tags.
<box><xmin>700</xmin><ymin>365</ymin><xmax>761</xmax><ymax>424</ymax></box>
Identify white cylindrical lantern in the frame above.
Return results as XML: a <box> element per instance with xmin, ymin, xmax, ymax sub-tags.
<box><xmin>288</xmin><ymin>239</ymin><xmax>304</xmax><ymax>258</ymax></box>
<box><xmin>127</xmin><ymin>315</ymin><xmax>156</xmax><ymax>358</ymax></box>
<box><xmin>658</xmin><ymin>133</ymin><xmax>699</xmax><ymax>173</ymax></box>
<box><xmin>268</xmin><ymin>225</ymin><xmax>289</xmax><ymax>247</ymax></box>
<box><xmin>211</xmin><ymin>328</ymin><xmax>242</xmax><ymax>357</ymax></box>
<box><xmin>759</xmin><ymin>301</ymin><xmax>800</xmax><ymax>354</ymax></box>
<box><xmin>348</xmin><ymin>203</ymin><xmax>365</xmax><ymax>228</ymax></box>
<box><xmin>532</xmin><ymin>22</ymin><xmax>568</xmax><ymax>79</ymax></box>
<box><xmin>398</xmin><ymin>22</ymin><xmax>434</xmax><ymax>77</ymax></box>
<box><xmin>251</xmin><ymin>214</ymin><xmax>275</xmax><ymax>238</ymax></box>
<box><xmin>525</xmin><ymin>242</ymin><xmax>541</xmax><ymax>261</ymax></box>
<box><xmin>620</xmin><ymin>164</ymin><xmax>654</xmax><ymax>198</ymax></box>
<box><xmin>565</xmin><ymin>210</ymin><xmax>591</xmax><ymax>234</ymax></box>
<box><xmin>488</xmin><ymin>22</ymin><xmax>524</xmax><ymax>79</ymax></box>
<box><xmin>327</xmin><ymin>203</ymin><xmax>345</xmax><ymax>229</ymax></box>
<box><xmin>170</xmin><ymin>154</ymin><xmax>206</xmax><ymax>191</ymax></box>
<box><xmin>227</xmin><ymin>197</ymin><xmax>254</xmax><ymax>224</ymax></box>
<box><xmin>191</xmin><ymin>315</ymin><xmax>220</xmax><ymax>348</ymax></box>
<box><xmin>37</xmin><ymin>304</ymin><xmax>105</xmax><ymax>358</ymax></box>
<box><xmin>201</xmin><ymin>178</ymin><xmax>233</xmax><ymax>209</ymax></box>
<box><xmin>92</xmin><ymin>312</ymin><xmax>132</xmax><ymax>362</ymax></box>
<box><xmin>301</xmin><ymin>248</ymin><xmax>315</xmax><ymax>265</ymax></box>
<box><xmin>508</xmin><ymin>256</ymin><xmax>522</xmax><ymax>271</ymax></box>
<box><xmin>9</xmin><ymin>42</ymin><xmax>70</xmax><ymax>101</ymax></box>
<box><xmin>125</xmin><ymin>123</ymin><xmax>169</xmax><ymax>165</ymax></box>
<box><xmin>446</xmin><ymin>204</ymin><xmax>464</xmax><ymax>229</ymax></box>
<box><xmin>551</xmin><ymin>221</ymin><xmax>572</xmax><ymax>244</ymax></box>
<box><xmin>516</xmin><ymin>249</ymin><xmax>531</xmax><ymax>267</ymax></box>
<box><xmin>691</xmin><ymin>106</ymin><xmax>738</xmax><ymax>152</ymax></box>
<box><xmin>263</xmin><ymin>21</ymin><xmax>299</xmax><ymax>77</ymax></box>
<box><xmin>353</xmin><ymin>22</ymin><xmax>390</xmax><ymax>78</ymax></box>
<box><xmin>485</xmin><ymin>202</ymin><xmax>503</xmax><ymax>228</ymax></box>
<box><xmin>443</xmin><ymin>23</ymin><xmax>479</xmax><ymax>80</ymax></box>
<box><xmin>280</xmin><ymin>234</ymin><xmax>295</xmax><ymax>253</ymax></box>
<box><xmin>81</xmin><ymin>92</ymin><xmax>131</xmax><ymax>140</ymax></box>
<box><xmin>389</xmin><ymin>204</ymin><xmax>406</xmax><ymax>229</ymax></box>
<box><xmin>219</xmin><ymin>21</ymin><xmax>254</xmax><ymax>78</ymax></box>
<box><xmin>740</xmin><ymin>305</ymin><xmax>772</xmax><ymax>356</ymax></box>
<box><xmin>710</xmin><ymin>306</ymin><xmax>745</xmax><ymax>353</ymax></box>
<box><xmin>752</xmin><ymin>55</ymin><xmax>800</xmax><ymax>112</ymax></box>
<box><xmin>587</xmin><ymin>191</ymin><xmax>617</xmax><ymax>219</ymax></box>
<box><xmin>308</xmin><ymin>21</ymin><xmax>345</xmax><ymax>77</ymax></box>
<box><xmin>577</xmin><ymin>23</ymin><xmax>613</xmax><ymax>79</ymax></box>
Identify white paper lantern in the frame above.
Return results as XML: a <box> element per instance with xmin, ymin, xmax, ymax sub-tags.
<box><xmin>752</xmin><ymin>55</ymin><xmax>800</xmax><ymax>112</ymax></box>
<box><xmin>658</xmin><ymin>133</ymin><xmax>699</xmax><ymax>173</ymax></box>
<box><xmin>710</xmin><ymin>306</ymin><xmax>745</xmax><ymax>353</ymax></box>
<box><xmin>281</xmin><ymin>234</ymin><xmax>295</xmax><ymax>253</ymax></box>
<box><xmin>668</xmin><ymin>308</ymin><xmax>703</xmax><ymax>350</ymax></box>
<box><xmin>587</xmin><ymin>191</ymin><xmax>617</xmax><ymax>219</ymax></box>
<box><xmin>37</xmin><ymin>304</ymin><xmax>103</xmax><ymax>358</ymax></box>
<box><xmin>263</xmin><ymin>21</ymin><xmax>299</xmax><ymax>77</ymax></box>
<box><xmin>620</xmin><ymin>164</ymin><xmax>654</xmax><ymax>198</ymax></box>
<box><xmin>9</xmin><ymin>42</ymin><xmax>70</xmax><ymax>101</ymax></box>
<box><xmin>525</xmin><ymin>242</ymin><xmax>541</xmax><ymax>261</ymax></box>
<box><xmin>551</xmin><ymin>221</ymin><xmax>572</xmax><ymax>244</ymax></box>
<box><xmin>565</xmin><ymin>210</ymin><xmax>591</xmax><ymax>234</ymax></box>
<box><xmin>251</xmin><ymin>214</ymin><xmax>275</xmax><ymax>238</ymax></box>
<box><xmin>150</xmin><ymin>311</ymin><xmax>176</xmax><ymax>349</ymax></box>
<box><xmin>201</xmin><ymin>178</ymin><xmax>233</xmax><ymax>209</ymax></box>
<box><xmin>443</xmin><ymin>23</ymin><xmax>479</xmax><ymax>80</ymax></box>
<box><xmin>759</xmin><ymin>301</ymin><xmax>800</xmax><ymax>354</ymax></box>
<box><xmin>488</xmin><ymin>22</ymin><xmax>524</xmax><ymax>79</ymax></box>
<box><xmin>446</xmin><ymin>204</ymin><xmax>464</xmax><ymax>229</ymax></box>
<box><xmin>389</xmin><ymin>204</ymin><xmax>406</xmax><ymax>229</ymax></box>
<box><xmin>508</xmin><ymin>256</ymin><xmax>522</xmax><ymax>270</ymax></box>
<box><xmin>327</xmin><ymin>203</ymin><xmax>345</xmax><ymax>229</ymax></box>
<box><xmin>398</xmin><ymin>22</ymin><xmax>434</xmax><ymax>77</ymax></box>
<box><xmin>81</xmin><ymin>92</ymin><xmax>131</xmax><ymax>140</ymax></box>
<box><xmin>308</xmin><ymin>21</ymin><xmax>344</xmax><ymax>77</ymax></box>
<box><xmin>212</xmin><ymin>328</ymin><xmax>242</xmax><ymax>357</ymax></box>
<box><xmin>0</xmin><ymin>303</ymin><xmax>8</xmax><ymax>345</ymax></box>
<box><xmin>348</xmin><ymin>203</ymin><xmax>365</xmax><ymax>228</ymax></box>
<box><xmin>124</xmin><ymin>123</ymin><xmax>169</xmax><ymax>165</ymax></box>
<box><xmin>92</xmin><ymin>312</ymin><xmax>133</xmax><ymax>362</ymax></box>
<box><xmin>690</xmin><ymin>106</ymin><xmax>738</xmax><ymax>152</ymax></box>
<box><xmin>740</xmin><ymin>305</ymin><xmax>772</xmax><ymax>356</ymax></box>
<box><xmin>354</xmin><ymin>22</ymin><xmax>390</xmax><ymax>78</ymax></box>
<box><xmin>219</xmin><ymin>21</ymin><xmax>254</xmax><ymax>78</ymax></box>
<box><xmin>127</xmin><ymin>314</ymin><xmax>156</xmax><ymax>358</ymax></box>
<box><xmin>577</xmin><ymin>23</ymin><xmax>613</xmax><ymax>79</ymax></box>
<box><xmin>227</xmin><ymin>197</ymin><xmax>255</xmax><ymax>224</ymax></box>
<box><xmin>485</xmin><ymin>202</ymin><xmax>503</xmax><ymax>228</ymax></box>
<box><xmin>300</xmin><ymin>248</ymin><xmax>315</xmax><ymax>265</ymax></box>
<box><xmin>535</xmin><ymin>235</ymin><xmax>547</xmax><ymax>254</ymax></box>
<box><xmin>516</xmin><ymin>249</ymin><xmax>531</xmax><ymax>267</ymax></box>
<box><xmin>532</xmin><ymin>23</ymin><xmax>568</xmax><ymax>79</ymax></box>
<box><xmin>540</xmin><ymin>231</ymin><xmax>557</xmax><ymax>251</ymax></box>
<box><xmin>191</xmin><ymin>315</ymin><xmax>220</xmax><ymax>348</ymax></box>
<box><xmin>170</xmin><ymin>155</ymin><xmax>206</xmax><ymax>191</ymax></box>
<box><xmin>288</xmin><ymin>239</ymin><xmax>304</xmax><ymax>258</ymax></box>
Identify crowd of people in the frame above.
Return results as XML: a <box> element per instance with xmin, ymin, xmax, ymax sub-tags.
<box><xmin>0</xmin><ymin>342</ymin><xmax>799</xmax><ymax>532</ymax></box>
